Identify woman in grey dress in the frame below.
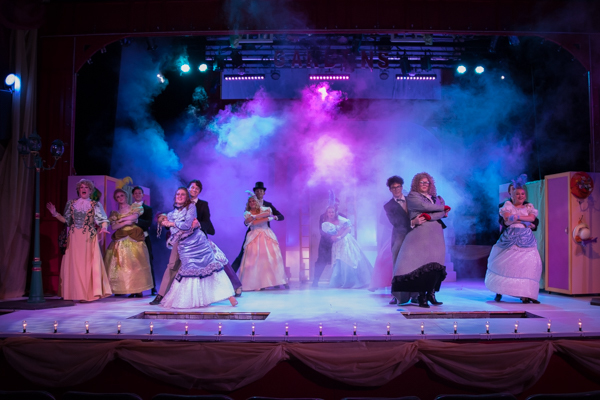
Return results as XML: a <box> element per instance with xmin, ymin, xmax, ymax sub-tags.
<box><xmin>391</xmin><ymin>172</ymin><xmax>449</xmax><ymax>308</ymax></box>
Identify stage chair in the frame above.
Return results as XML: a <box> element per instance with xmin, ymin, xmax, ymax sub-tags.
<box><xmin>342</xmin><ymin>397</ymin><xmax>421</xmax><ymax>400</ymax></box>
<box><xmin>153</xmin><ymin>395</ymin><xmax>234</xmax><ymax>400</ymax></box>
<box><xmin>62</xmin><ymin>392</ymin><xmax>143</xmax><ymax>400</ymax></box>
<box><xmin>0</xmin><ymin>390</ymin><xmax>56</xmax><ymax>400</ymax></box>
<box><xmin>526</xmin><ymin>391</ymin><xmax>600</xmax><ymax>400</ymax></box>
<box><xmin>434</xmin><ymin>395</ymin><xmax>517</xmax><ymax>400</ymax></box>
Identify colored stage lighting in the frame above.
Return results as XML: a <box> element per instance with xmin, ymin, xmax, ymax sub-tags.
<box><xmin>224</xmin><ymin>74</ymin><xmax>265</xmax><ymax>81</ymax></box>
<box><xmin>5</xmin><ymin>73</ymin><xmax>20</xmax><ymax>91</ymax></box>
<box><xmin>395</xmin><ymin>74</ymin><xmax>436</xmax><ymax>81</ymax></box>
<box><xmin>198</xmin><ymin>63</ymin><xmax>208</xmax><ymax>72</ymax></box>
<box><xmin>181</xmin><ymin>64</ymin><xmax>191</xmax><ymax>73</ymax></box>
<box><xmin>309</xmin><ymin>74</ymin><xmax>350</xmax><ymax>81</ymax></box>
<box><xmin>475</xmin><ymin>66</ymin><xmax>485</xmax><ymax>74</ymax></box>
<box><xmin>457</xmin><ymin>65</ymin><xmax>467</xmax><ymax>74</ymax></box>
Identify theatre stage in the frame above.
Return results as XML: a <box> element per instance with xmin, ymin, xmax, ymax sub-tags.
<box><xmin>1</xmin><ymin>280</ymin><xmax>599</xmax><ymax>340</ymax></box>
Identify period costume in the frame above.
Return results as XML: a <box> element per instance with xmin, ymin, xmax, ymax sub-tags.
<box><xmin>313</xmin><ymin>210</ymin><xmax>347</xmax><ymax>287</ymax></box>
<box><xmin>485</xmin><ymin>201</ymin><xmax>542</xmax><ymax>301</ymax></box>
<box><xmin>237</xmin><ymin>206</ymin><xmax>287</xmax><ymax>290</ymax></box>
<box><xmin>60</xmin><ymin>198</ymin><xmax>112</xmax><ymax>301</ymax></box>
<box><xmin>161</xmin><ymin>205</ymin><xmax>234</xmax><ymax>308</ymax></box>
<box><xmin>324</xmin><ymin>217</ymin><xmax>373</xmax><ymax>289</ymax></box>
<box><xmin>104</xmin><ymin>203</ymin><xmax>154</xmax><ymax>295</ymax></box>
<box><xmin>392</xmin><ymin>191</ymin><xmax>447</xmax><ymax>305</ymax></box>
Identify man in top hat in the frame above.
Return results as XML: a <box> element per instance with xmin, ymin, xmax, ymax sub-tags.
<box><xmin>231</xmin><ymin>182</ymin><xmax>285</xmax><ymax>275</ymax></box>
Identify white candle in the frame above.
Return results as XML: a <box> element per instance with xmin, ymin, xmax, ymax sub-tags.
<box><xmin>578</xmin><ymin>318</ymin><xmax>582</xmax><ymax>332</ymax></box>
<box><xmin>453</xmin><ymin>321</ymin><xmax>457</xmax><ymax>334</ymax></box>
<box><xmin>149</xmin><ymin>321</ymin><xmax>154</xmax><ymax>334</ymax></box>
<box><xmin>386</xmin><ymin>322</ymin><xmax>390</xmax><ymax>336</ymax></box>
<box><xmin>420</xmin><ymin>322</ymin><xmax>424</xmax><ymax>335</ymax></box>
<box><xmin>285</xmin><ymin>323</ymin><xmax>289</xmax><ymax>336</ymax></box>
<box><xmin>252</xmin><ymin>322</ymin><xmax>255</xmax><ymax>336</ymax></box>
<box><xmin>319</xmin><ymin>323</ymin><xmax>323</xmax><ymax>336</ymax></box>
<box><xmin>185</xmin><ymin>323</ymin><xmax>188</xmax><ymax>335</ymax></box>
<box><xmin>514</xmin><ymin>320</ymin><xmax>519</xmax><ymax>334</ymax></box>
<box><xmin>353</xmin><ymin>322</ymin><xmax>357</xmax><ymax>336</ymax></box>
<box><xmin>85</xmin><ymin>321</ymin><xmax>89</xmax><ymax>334</ymax></box>
<box><xmin>547</xmin><ymin>319</ymin><xmax>551</xmax><ymax>333</ymax></box>
<box><xmin>53</xmin><ymin>321</ymin><xmax>58</xmax><ymax>334</ymax></box>
<box><xmin>218</xmin><ymin>323</ymin><xmax>222</xmax><ymax>336</ymax></box>
<box><xmin>22</xmin><ymin>320</ymin><xmax>27</xmax><ymax>333</ymax></box>
<box><xmin>485</xmin><ymin>321</ymin><xmax>490</xmax><ymax>334</ymax></box>
<box><xmin>117</xmin><ymin>322</ymin><xmax>121</xmax><ymax>334</ymax></box>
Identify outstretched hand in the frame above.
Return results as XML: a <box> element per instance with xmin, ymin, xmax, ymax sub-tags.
<box><xmin>46</xmin><ymin>202</ymin><xmax>56</xmax><ymax>214</ymax></box>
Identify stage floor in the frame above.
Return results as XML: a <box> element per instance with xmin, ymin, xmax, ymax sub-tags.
<box><xmin>1</xmin><ymin>280</ymin><xmax>599</xmax><ymax>342</ymax></box>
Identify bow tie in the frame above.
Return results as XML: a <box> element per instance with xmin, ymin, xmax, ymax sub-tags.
<box><xmin>396</xmin><ymin>198</ymin><xmax>405</xmax><ymax>203</ymax></box>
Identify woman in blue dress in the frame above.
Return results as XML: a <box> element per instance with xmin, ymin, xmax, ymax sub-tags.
<box><xmin>158</xmin><ymin>187</ymin><xmax>237</xmax><ymax>308</ymax></box>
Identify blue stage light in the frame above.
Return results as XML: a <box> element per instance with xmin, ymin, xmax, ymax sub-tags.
<box><xmin>181</xmin><ymin>64</ymin><xmax>191</xmax><ymax>73</ymax></box>
<box><xmin>198</xmin><ymin>63</ymin><xmax>208</xmax><ymax>72</ymax></box>
<box><xmin>5</xmin><ymin>74</ymin><xmax>21</xmax><ymax>91</ymax></box>
<box><xmin>475</xmin><ymin>66</ymin><xmax>485</xmax><ymax>74</ymax></box>
<box><xmin>457</xmin><ymin>65</ymin><xmax>466</xmax><ymax>74</ymax></box>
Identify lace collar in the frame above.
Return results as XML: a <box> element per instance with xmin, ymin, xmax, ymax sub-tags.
<box><xmin>73</xmin><ymin>198</ymin><xmax>93</xmax><ymax>212</ymax></box>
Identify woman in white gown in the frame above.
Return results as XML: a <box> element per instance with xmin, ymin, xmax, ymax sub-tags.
<box><xmin>485</xmin><ymin>176</ymin><xmax>542</xmax><ymax>304</ymax></box>
<box><xmin>237</xmin><ymin>194</ymin><xmax>288</xmax><ymax>291</ymax></box>
<box><xmin>159</xmin><ymin>187</ymin><xmax>237</xmax><ymax>308</ymax></box>
<box><xmin>322</xmin><ymin>207</ymin><xmax>373</xmax><ymax>289</ymax></box>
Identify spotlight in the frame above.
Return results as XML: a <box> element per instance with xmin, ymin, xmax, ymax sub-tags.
<box><xmin>501</xmin><ymin>75</ymin><xmax>505</xmax><ymax>80</ymax></box>
<box><xmin>379</xmin><ymin>70</ymin><xmax>389</xmax><ymax>80</ymax></box>
<box><xmin>271</xmin><ymin>70</ymin><xmax>281</xmax><ymax>80</ymax></box>
<box><xmin>475</xmin><ymin>66</ymin><xmax>485</xmax><ymax>74</ymax></box>
<box><xmin>400</xmin><ymin>52</ymin><xmax>412</xmax><ymax>75</ymax></box>
<box><xmin>4</xmin><ymin>73</ymin><xmax>21</xmax><ymax>91</ymax></box>
<box><xmin>456</xmin><ymin>65</ymin><xmax>467</xmax><ymax>74</ymax></box>
<box><xmin>181</xmin><ymin>64</ymin><xmax>191</xmax><ymax>73</ymax></box>
<box><xmin>420</xmin><ymin>53</ymin><xmax>432</xmax><ymax>72</ymax></box>
<box><xmin>198</xmin><ymin>63</ymin><xmax>208</xmax><ymax>72</ymax></box>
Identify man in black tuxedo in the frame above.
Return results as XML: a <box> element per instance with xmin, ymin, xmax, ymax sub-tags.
<box><xmin>150</xmin><ymin>179</ymin><xmax>216</xmax><ymax>305</ymax></box>
<box><xmin>132</xmin><ymin>186</ymin><xmax>156</xmax><ymax>295</ymax></box>
<box><xmin>231</xmin><ymin>182</ymin><xmax>285</xmax><ymax>281</ymax></box>
<box><xmin>384</xmin><ymin>176</ymin><xmax>422</xmax><ymax>305</ymax></box>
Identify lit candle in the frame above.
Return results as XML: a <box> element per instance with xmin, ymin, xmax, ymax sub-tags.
<box><xmin>85</xmin><ymin>321</ymin><xmax>89</xmax><ymax>334</ymax></box>
<box><xmin>117</xmin><ymin>321</ymin><xmax>121</xmax><ymax>334</ymax></box>
<box><xmin>252</xmin><ymin>322</ymin><xmax>255</xmax><ymax>336</ymax></box>
<box><xmin>353</xmin><ymin>322</ymin><xmax>357</xmax><ymax>336</ymax></box>
<box><xmin>453</xmin><ymin>321</ymin><xmax>457</xmax><ymax>334</ymax></box>
<box><xmin>285</xmin><ymin>323</ymin><xmax>289</xmax><ymax>336</ymax></box>
<box><xmin>53</xmin><ymin>321</ymin><xmax>58</xmax><ymax>334</ymax></box>
<box><xmin>485</xmin><ymin>321</ymin><xmax>490</xmax><ymax>334</ymax></box>
<box><xmin>420</xmin><ymin>322</ymin><xmax>424</xmax><ymax>335</ymax></box>
<box><xmin>218</xmin><ymin>323</ymin><xmax>222</xmax><ymax>336</ymax></box>
<box><xmin>185</xmin><ymin>323</ymin><xmax>188</xmax><ymax>335</ymax></box>
<box><xmin>149</xmin><ymin>321</ymin><xmax>154</xmax><ymax>335</ymax></box>
<box><xmin>319</xmin><ymin>323</ymin><xmax>323</xmax><ymax>336</ymax></box>
<box><xmin>578</xmin><ymin>318</ymin><xmax>582</xmax><ymax>332</ymax></box>
<box><xmin>22</xmin><ymin>320</ymin><xmax>27</xmax><ymax>333</ymax></box>
<box><xmin>514</xmin><ymin>320</ymin><xmax>519</xmax><ymax>334</ymax></box>
<box><xmin>547</xmin><ymin>319</ymin><xmax>551</xmax><ymax>333</ymax></box>
<box><xmin>387</xmin><ymin>322</ymin><xmax>390</xmax><ymax>336</ymax></box>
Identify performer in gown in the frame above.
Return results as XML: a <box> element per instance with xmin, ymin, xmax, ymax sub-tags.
<box><xmin>485</xmin><ymin>175</ymin><xmax>542</xmax><ymax>304</ymax></box>
<box><xmin>392</xmin><ymin>172</ymin><xmax>449</xmax><ymax>308</ymax></box>
<box><xmin>46</xmin><ymin>179</ymin><xmax>112</xmax><ymax>302</ymax></box>
<box><xmin>159</xmin><ymin>187</ymin><xmax>237</xmax><ymax>308</ymax></box>
<box><xmin>237</xmin><ymin>192</ymin><xmax>288</xmax><ymax>291</ymax></box>
<box><xmin>104</xmin><ymin>189</ymin><xmax>153</xmax><ymax>297</ymax></box>
<box><xmin>322</xmin><ymin>207</ymin><xmax>373</xmax><ymax>289</ymax></box>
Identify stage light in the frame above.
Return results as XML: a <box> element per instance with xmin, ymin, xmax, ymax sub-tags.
<box><xmin>508</xmin><ymin>36</ymin><xmax>520</xmax><ymax>46</ymax></box>
<box><xmin>224</xmin><ymin>74</ymin><xmax>265</xmax><ymax>81</ymax></box>
<box><xmin>457</xmin><ymin>65</ymin><xmax>467</xmax><ymax>74</ymax></box>
<box><xmin>387</xmin><ymin>322</ymin><xmax>390</xmax><ymax>336</ymax></box>
<box><xmin>395</xmin><ymin>74</ymin><xmax>436</xmax><ymax>81</ymax></box>
<box><xmin>5</xmin><ymin>73</ymin><xmax>21</xmax><ymax>91</ymax></box>
<box><xmin>547</xmin><ymin>319</ymin><xmax>552</xmax><ymax>333</ymax></box>
<box><xmin>54</xmin><ymin>321</ymin><xmax>58</xmax><ymax>334</ymax></box>
<box><xmin>400</xmin><ymin>52</ymin><xmax>412</xmax><ymax>75</ymax></box>
<box><xmin>117</xmin><ymin>321</ymin><xmax>121</xmax><ymax>334</ymax></box>
<box><xmin>157</xmin><ymin>74</ymin><xmax>165</xmax><ymax>83</ymax></box>
<box><xmin>85</xmin><ymin>321</ymin><xmax>89</xmax><ymax>334</ymax></box>
<box><xmin>213</xmin><ymin>56</ymin><xmax>226</xmax><ymax>72</ymax></box>
<box><xmin>514</xmin><ymin>320</ymin><xmax>519</xmax><ymax>334</ymax></box>
<box><xmin>271</xmin><ymin>70</ymin><xmax>280</xmax><ymax>80</ymax></box>
<box><xmin>453</xmin><ymin>321</ymin><xmax>457</xmax><ymax>334</ymax></box>
<box><xmin>379</xmin><ymin>70</ymin><xmax>389</xmax><ymax>80</ymax></box>
<box><xmin>485</xmin><ymin>321</ymin><xmax>490</xmax><ymax>334</ymax></box>
<box><xmin>198</xmin><ymin>63</ymin><xmax>208</xmax><ymax>72</ymax></box>
<box><xmin>252</xmin><ymin>322</ymin><xmax>255</xmax><ymax>336</ymax></box>
<box><xmin>218</xmin><ymin>323</ymin><xmax>222</xmax><ymax>336</ymax></box>
<box><xmin>420</xmin><ymin>322</ymin><xmax>424</xmax><ymax>335</ymax></box>
<box><xmin>285</xmin><ymin>323</ymin><xmax>289</xmax><ymax>336</ymax></box>
<box><xmin>309</xmin><ymin>74</ymin><xmax>350</xmax><ymax>81</ymax></box>
<box><xmin>149</xmin><ymin>321</ymin><xmax>154</xmax><ymax>335</ymax></box>
<box><xmin>22</xmin><ymin>320</ymin><xmax>27</xmax><ymax>333</ymax></box>
<box><xmin>353</xmin><ymin>322</ymin><xmax>357</xmax><ymax>336</ymax></box>
<box><xmin>475</xmin><ymin>66</ymin><xmax>485</xmax><ymax>74</ymax></box>
<box><xmin>420</xmin><ymin>53</ymin><xmax>432</xmax><ymax>71</ymax></box>
<box><xmin>578</xmin><ymin>318</ymin><xmax>582</xmax><ymax>332</ymax></box>
<box><xmin>185</xmin><ymin>323</ymin><xmax>189</xmax><ymax>335</ymax></box>
<box><xmin>501</xmin><ymin>75</ymin><xmax>505</xmax><ymax>80</ymax></box>
<box><xmin>181</xmin><ymin>64</ymin><xmax>191</xmax><ymax>73</ymax></box>
<box><xmin>231</xmin><ymin>50</ymin><xmax>243</xmax><ymax>68</ymax></box>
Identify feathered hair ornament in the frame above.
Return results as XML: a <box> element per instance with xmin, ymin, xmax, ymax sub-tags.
<box><xmin>328</xmin><ymin>190</ymin><xmax>336</xmax><ymax>208</ymax></box>
<box><xmin>245</xmin><ymin>190</ymin><xmax>255</xmax><ymax>197</ymax></box>
<box><xmin>511</xmin><ymin>174</ymin><xmax>528</xmax><ymax>189</ymax></box>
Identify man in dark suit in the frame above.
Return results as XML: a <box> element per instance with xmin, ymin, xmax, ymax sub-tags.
<box><xmin>384</xmin><ymin>175</ymin><xmax>423</xmax><ymax>305</ymax></box>
<box><xmin>231</xmin><ymin>182</ymin><xmax>285</xmax><ymax>285</ymax></box>
<box><xmin>150</xmin><ymin>179</ymin><xmax>216</xmax><ymax>305</ymax></box>
<box><xmin>132</xmin><ymin>186</ymin><xmax>156</xmax><ymax>295</ymax></box>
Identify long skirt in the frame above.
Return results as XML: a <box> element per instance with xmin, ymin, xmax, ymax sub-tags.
<box><xmin>104</xmin><ymin>236</ymin><xmax>154</xmax><ymax>294</ymax></box>
<box><xmin>60</xmin><ymin>228</ymin><xmax>112</xmax><ymax>301</ymax></box>
<box><xmin>238</xmin><ymin>229</ymin><xmax>287</xmax><ymax>291</ymax></box>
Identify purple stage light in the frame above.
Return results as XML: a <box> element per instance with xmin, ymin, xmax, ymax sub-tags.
<box><xmin>224</xmin><ymin>74</ymin><xmax>265</xmax><ymax>81</ymax></box>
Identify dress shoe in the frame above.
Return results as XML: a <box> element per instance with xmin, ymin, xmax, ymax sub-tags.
<box><xmin>494</xmin><ymin>294</ymin><xmax>502</xmax><ymax>302</ymax></box>
<box><xmin>426</xmin><ymin>292</ymin><xmax>443</xmax><ymax>306</ymax></box>
<box><xmin>234</xmin><ymin>289</ymin><xmax>242</xmax><ymax>298</ymax></box>
<box><xmin>521</xmin><ymin>297</ymin><xmax>531</xmax><ymax>304</ymax></box>
<box><xmin>389</xmin><ymin>297</ymin><xmax>398</xmax><ymax>305</ymax></box>
<box><xmin>151</xmin><ymin>289</ymin><xmax>157</xmax><ymax>296</ymax></box>
<box><xmin>149</xmin><ymin>295</ymin><xmax>163</xmax><ymax>305</ymax></box>
<box><xmin>530</xmin><ymin>298</ymin><xmax>540</xmax><ymax>304</ymax></box>
<box><xmin>417</xmin><ymin>293</ymin><xmax>430</xmax><ymax>308</ymax></box>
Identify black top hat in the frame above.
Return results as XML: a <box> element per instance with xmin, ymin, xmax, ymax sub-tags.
<box><xmin>253</xmin><ymin>182</ymin><xmax>267</xmax><ymax>191</ymax></box>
